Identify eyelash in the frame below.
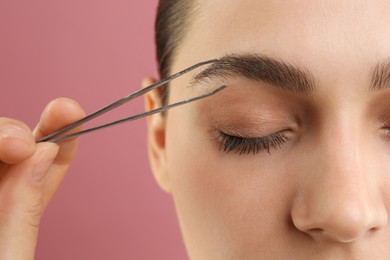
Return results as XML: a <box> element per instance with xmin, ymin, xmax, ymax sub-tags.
<box><xmin>217</xmin><ymin>131</ymin><xmax>289</xmax><ymax>155</ymax></box>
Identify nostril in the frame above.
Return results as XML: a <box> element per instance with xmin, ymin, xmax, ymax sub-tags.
<box><xmin>308</xmin><ymin>228</ymin><xmax>323</xmax><ymax>233</ymax></box>
<box><xmin>306</xmin><ymin>228</ymin><xmax>325</xmax><ymax>239</ymax></box>
<box><xmin>369</xmin><ymin>227</ymin><xmax>379</xmax><ymax>234</ymax></box>
<box><xmin>293</xmin><ymin>212</ymin><xmax>378</xmax><ymax>242</ymax></box>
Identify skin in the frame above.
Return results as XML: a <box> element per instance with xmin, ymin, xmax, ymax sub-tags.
<box><xmin>3</xmin><ymin>0</ymin><xmax>390</xmax><ymax>259</ymax></box>
<box><xmin>146</xmin><ymin>0</ymin><xmax>390</xmax><ymax>259</ymax></box>
<box><xmin>0</xmin><ymin>99</ymin><xmax>85</xmax><ymax>259</ymax></box>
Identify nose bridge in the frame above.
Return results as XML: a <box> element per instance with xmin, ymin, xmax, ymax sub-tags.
<box><xmin>322</xmin><ymin>110</ymin><xmax>362</xmax><ymax>180</ymax></box>
<box><xmin>291</xmin><ymin>110</ymin><xmax>388</xmax><ymax>242</ymax></box>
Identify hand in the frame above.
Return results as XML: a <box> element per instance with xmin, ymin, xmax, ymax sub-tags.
<box><xmin>0</xmin><ymin>98</ymin><xmax>85</xmax><ymax>260</ymax></box>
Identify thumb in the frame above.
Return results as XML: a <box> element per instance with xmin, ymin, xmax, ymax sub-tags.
<box><xmin>31</xmin><ymin>143</ymin><xmax>59</xmax><ymax>183</ymax></box>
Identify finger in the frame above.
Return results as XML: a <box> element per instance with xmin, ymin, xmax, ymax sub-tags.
<box><xmin>0</xmin><ymin>118</ymin><xmax>36</xmax><ymax>164</ymax></box>
<box><xmin>41</xmin><ymin>163</ymin><xmax>69</xmax><ymax>208</ymax></box>
<box><xmin>0</xmin><ymin>142</ymin><xmax>59</xmax><ymax>259</ymax></box>
<box><xmin>33</xmin><ymin>98</ymin><xmax>86</xmax><ymax>165</ymax></box>
<box><xmin>0</xmin><ymin>143</ymin><xmax>59</xmax><ymax>218</ymax></box>
<box><xmin>33</xmin><ymin>98</ymin><xmax>85</xmax><ymax>213</ymax></box>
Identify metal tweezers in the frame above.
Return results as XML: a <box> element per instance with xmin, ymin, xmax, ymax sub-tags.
<box><xmin>37</xmin><ymin>59</ymin><xmax>226</xmax><ymax>143</ymax></box>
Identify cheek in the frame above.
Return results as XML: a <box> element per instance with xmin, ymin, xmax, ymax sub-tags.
<box><xmin>165</xmin><ymin>107</ymin><xmax>297</xmax><ymax>257</ymax></box>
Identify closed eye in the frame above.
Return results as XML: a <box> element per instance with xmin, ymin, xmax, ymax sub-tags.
<box><xmin>217</xmin><ymin>131</ymin><xmax>290</xmax><ymax>155</ymax></box>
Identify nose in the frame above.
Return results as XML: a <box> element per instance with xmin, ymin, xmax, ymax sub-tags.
<box><xmin>291</xmin><ymin>129</ymin><xmax>388</xmax><ymax>243</ymax></box>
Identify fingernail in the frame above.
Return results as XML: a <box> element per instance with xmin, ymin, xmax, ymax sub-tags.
<box><xmin>32</xmin><ymin>144</ymin><xmax>59</xmax><ymax>182</ymax></box>
<box><xmin>0</xmin><ymin>126</ymin><xmax>30</xmax><ymax>140</ymax></box>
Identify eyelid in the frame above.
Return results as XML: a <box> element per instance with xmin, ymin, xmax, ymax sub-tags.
<box><xmin>209</xmin><ymin>109</ymin><xmax>300</xmax><ymax>134</ymax></box>
<box><xmin>216</xmin><ymin>123</ymin><xmax>295</xmax><ymax>139</ymax></box>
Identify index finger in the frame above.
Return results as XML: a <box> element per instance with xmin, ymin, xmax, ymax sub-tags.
<box><xmin>0</xmin><ymin>118</ymin><xmax>36</xmax><ymax>164</ymax></box>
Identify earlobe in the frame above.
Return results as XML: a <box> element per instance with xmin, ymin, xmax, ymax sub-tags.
<box><xmin>143</xmin><ymin>77</ymin><xmax>171</xmax><ymax>193</ymax></box>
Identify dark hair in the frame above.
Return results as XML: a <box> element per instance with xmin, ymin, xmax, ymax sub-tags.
<box><xmin>155</xmin><ymin>0</ymin><xmax>195</xmax><ymax>104</ymax></box>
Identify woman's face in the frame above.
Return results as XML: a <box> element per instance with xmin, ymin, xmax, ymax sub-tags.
<box><xmin>147</xmin><ymin>0</ymin><xmax>390</xmax><ymax>258</ymax></box>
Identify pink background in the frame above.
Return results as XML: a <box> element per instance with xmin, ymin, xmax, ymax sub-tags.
<box><xmin>0</xmin><ymin>1</ymin><xmax>187</xmax><ymax>259</ymax></box>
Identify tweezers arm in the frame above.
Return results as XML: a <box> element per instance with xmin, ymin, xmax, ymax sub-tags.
<box><xmin>37</xmin><ymin>59</ymin><xmax>218</xmax><ymax>143</ymax></box>
<box><xmin>38</xmin><ymin>85</ymin><xmax>227</xmax><ymax>143</ymax></box>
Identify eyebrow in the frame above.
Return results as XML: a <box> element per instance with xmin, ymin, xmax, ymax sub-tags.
<box><xmin>371</xmin><ymin>59</ymin><xmax>390</xmax><ymax>91</ymax></box>
<box><xmin>192</xmin><ymin>54</ymin><xmax>316</xmax><ymax>95</ymax></box>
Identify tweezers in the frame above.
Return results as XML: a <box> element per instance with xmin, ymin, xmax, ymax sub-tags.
<box><xmin>37</xmin><ymin>59</ymin><xmax>226</xmax><ymax>143</ymax></box>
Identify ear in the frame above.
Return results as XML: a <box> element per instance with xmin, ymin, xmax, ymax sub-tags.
<box><xmin>143</xmin><ymin>77</ymin><xmax>171</xmax><ymax>193</ymax></box>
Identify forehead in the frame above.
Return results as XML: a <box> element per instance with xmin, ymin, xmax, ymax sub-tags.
<box><xmin>174</xmin><ymin>0</ymin><xmax>390</xmax><ymax>73</ymax></box>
